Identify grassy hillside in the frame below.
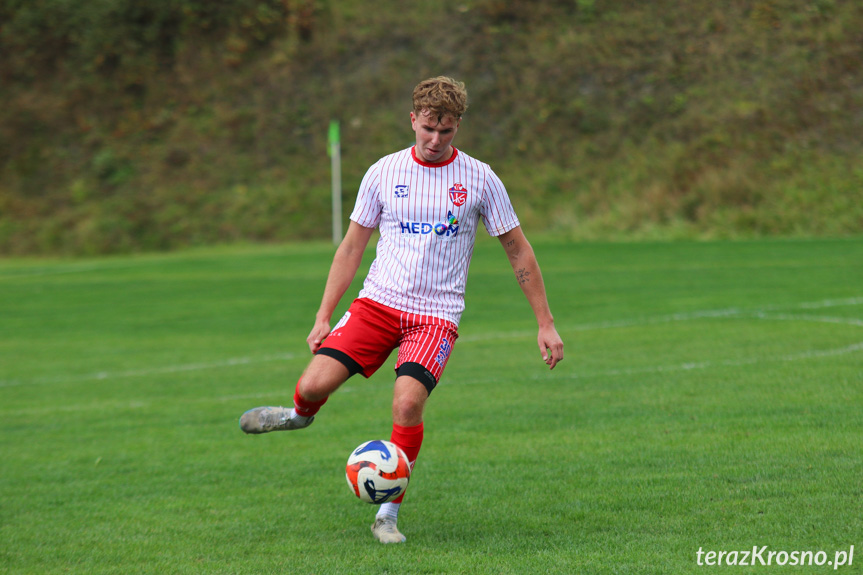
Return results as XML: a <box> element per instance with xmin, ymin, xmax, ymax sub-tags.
<box><xmin>1</xmin><ymin>0</ymin><xmax>862</xmax><ymax>254</ymax></box>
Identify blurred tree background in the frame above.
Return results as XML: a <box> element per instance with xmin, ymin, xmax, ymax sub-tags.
<box><xmin>1</xmin><ymin>0</ymin><xmax>861</xmax><ymax>255</ymax></box>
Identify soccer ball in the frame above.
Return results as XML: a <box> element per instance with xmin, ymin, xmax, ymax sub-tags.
<box><xmin>345</xmin><ymin>440</ymin><xmax>411</xmax><ymax>504</ymax></box>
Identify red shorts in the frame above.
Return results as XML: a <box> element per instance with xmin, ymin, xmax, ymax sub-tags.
<box><xmin>317</xmin><ymin>298</ymin><xmax>458</xmax><ymax>392</ymax></box>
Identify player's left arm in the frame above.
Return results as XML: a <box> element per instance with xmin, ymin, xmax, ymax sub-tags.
<box><xmin>497</xmin><ymin>226</ymin><xmax>564</xmax><ymax>369</ymax></box>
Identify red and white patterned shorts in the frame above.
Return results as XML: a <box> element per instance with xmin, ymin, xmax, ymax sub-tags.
<box><xmin>317</xmin><ymin>298</ymin><xmax>459</xmax><ymax>391</ymax></box>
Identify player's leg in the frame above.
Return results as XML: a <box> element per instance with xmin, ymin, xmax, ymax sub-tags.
<box><xmin>389</xmin><ymin>372</ymin><xmax>430</xmax><ymax>475</ymax></box>
<box><xmin>384</xmin><ymin>320</ymin><xmax>457</xmax><ymax>476</ymax></box>
<box><xmin>239</xmin><ymin>354</ymin><xmax>351</xmax><ymax>434</ymax></box>
<box><xmin>372</xmin><ymin>374</ymin><xmax>428</xmax><ymax>544</ymax></box>
<box><xmin>240</xmin><ymin>299</ymin><xmax>397</xmax><ymax>434</ymax></box>
<box><xmin>372</xmin><ymin>317</ymin><xmax>458</xmax><ymax>544</ymax></box>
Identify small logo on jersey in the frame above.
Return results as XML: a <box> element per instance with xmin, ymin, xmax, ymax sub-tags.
<box><xmin>433</xmin><ymin>212</ymin><xmax>459</xmax><ymax>236</ymax></box>
<box><xmin>400</xmin><ymin>211</ymin><xmax>459</xmax><ymax>237</ymax></box>
<box><xmin>435</xmin><ymin>338</ymin><xmax>452</xmax><ymax>366</ymax></box>
<box><xmin>394</xmin><ymin>184</ymin><xmax>409</xmax><ymax>198</ymax></box>
<box><xmin>449</xmin><ymin>183</ymin><xmax>468</xmax><ymax>206</ymax></box>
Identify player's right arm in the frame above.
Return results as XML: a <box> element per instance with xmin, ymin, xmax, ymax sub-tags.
<box><xmin>307</xmin><ymin>221</ymin><xmax>376</xmax><ymax>353</ymax></box>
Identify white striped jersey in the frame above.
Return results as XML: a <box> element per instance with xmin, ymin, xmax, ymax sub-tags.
<box><xmin>350</xmin><ymin>146</ymin><xmax>520</xmax><ymax>325</ymax></box>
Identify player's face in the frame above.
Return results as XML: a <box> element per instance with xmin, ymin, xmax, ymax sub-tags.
<box><xmin>411</xmin><ymin>110</ymin><xmax>460</xmax><ymax>164</ymax></box>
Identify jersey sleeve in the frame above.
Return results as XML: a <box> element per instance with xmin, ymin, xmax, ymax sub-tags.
<box><xmin>350</xmin><ymin>161</ymin><xmax>383</xmax><ymax>228</ymax></box>
<box><xmin>480</xmin><ymin>166</ymin><xmax>520</xmax><ymax>237</ymax></box>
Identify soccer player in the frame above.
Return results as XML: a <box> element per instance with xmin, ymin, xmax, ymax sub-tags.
<box><xmin>239</xmin><ymin>76</ymin><xmax>564</xmax><ymax>544</ymax></box>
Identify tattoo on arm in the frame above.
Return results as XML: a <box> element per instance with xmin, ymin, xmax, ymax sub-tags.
<box><xmin>516</xmin><ymin>268</ymin><xmax>531</xmax><ymax>284</ymax></box>
<box><xmin>506</xmin><ymin>239</ymin><xmax>516</xmax><ymax>247</ymax></box>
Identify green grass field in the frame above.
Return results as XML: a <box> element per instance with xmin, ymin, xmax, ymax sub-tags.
<box><xmin>1</xmin><ymin>236</ymin><xmax>862</xmax><ymax>574</ymax></box>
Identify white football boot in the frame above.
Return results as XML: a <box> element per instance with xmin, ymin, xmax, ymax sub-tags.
<box><xmin>371</xmin><ymin>516</ymin><xmax>406</xmax><ymax>544</ymax></box>
<box><xmin>239</xmin><ymin>406</ymin><xmax>313</xmax><ymax>434</ymax></box>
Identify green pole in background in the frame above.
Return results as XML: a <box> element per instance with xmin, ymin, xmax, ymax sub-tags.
<box><xmin>329</xmin><ymin>120</ymin><xmax>342</xmax><ymax>245</ymax></box>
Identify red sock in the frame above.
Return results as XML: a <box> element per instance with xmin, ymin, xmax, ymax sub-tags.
<box><xmin>293</xmin><ymin>378</ymin><xmax>328</xmax><ymax>417</ymax></box>
<box><xmin>390</xmin><ymin>422</ymin><xmax>424</xmax><ymax>504</ymax></box>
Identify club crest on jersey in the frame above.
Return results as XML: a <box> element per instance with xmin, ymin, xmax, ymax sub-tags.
<box><xmin>449</xmin><ymin>183</ymin><xmax>468</xmax><ymax>206</ymax></box>
<box><xmin>394</xmin><ymin>184</ymin><xmax>410</xmax><ymax>198</ymax></box>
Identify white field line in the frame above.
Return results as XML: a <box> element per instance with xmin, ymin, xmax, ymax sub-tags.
<box><xmin>796</xmin><ymin>297</ymin><xmax>863</xmax><ymax>309</ymax></box>
<box><xmin>458</xmin><ymin>297</ymin><xmax>863</xmax><ymax>343</ymax></box>
<box><xmin>0</xmin><ymin>353</ymin><xmax>298</xmax><ymax>388</ymax></box>
<box><xmin>749</xmin><ymin>312</ymin><xmax>863</xmax><ymax>328</ymax></box>
<box><xmin>1</xmin><ymin>296</ymin><xmax>861</xmax><ymax>389</ymax></box>
<box><xmin>7</xmin><ymin>339</ymin><xmax>863</xmax><ymax>417</ymax></box>
<box><xmin>10</xmin><ymin>337</ymin><xmax>862</xmax><ymax>417</ymax></box>
<box><xmin>520</xmin><ymin>341</ymin><xmax>863</xmax><ymax>383</ymax></box>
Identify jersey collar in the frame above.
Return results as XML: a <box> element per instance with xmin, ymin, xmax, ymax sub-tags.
<box><xmin>411</xmin><ymin>146</ymin><xmax>459</xmax><ymax>168</ymax></box>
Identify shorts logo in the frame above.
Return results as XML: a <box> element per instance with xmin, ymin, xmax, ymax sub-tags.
<box><xmin>399</xmin><ymin>211</ymin><xmax>459</xmax><ymax>237</ymax></box>
<box><xmin>394</xmin><ymin>184</ymin><xmax>409</xmax><ymax>198</ymax></box>
<box><xmin>435</xmin><ymin>338</ymin><xmax>452</xmax><ymax>366</ymax></box>
<box><xmin>449</xmin><ymin>183</ymin><xmax>468</xmax><ymax>206</ymax></box>
<box><xmin>330</xmin><ymin>311</ymin><xmax>351</xmax><ymax>336</ymax></box>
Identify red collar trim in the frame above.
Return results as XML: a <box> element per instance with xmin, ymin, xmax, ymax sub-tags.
<box><xmin>411</xmin><ymin>146</ymin><xmax>459</xmax><ymax>168</ymax></box>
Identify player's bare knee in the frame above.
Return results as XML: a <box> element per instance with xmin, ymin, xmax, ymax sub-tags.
<box><xmin>392</xmin><ymin>395</ymin><xmax>424</xmax><ymax>426</ymax></box>
<box><xmin>298</xmin><ymin>355</ymin><xmax>352</xmax><ymax>400</ymax></box>
<box><xmin>297</xmin><ymin>379</ymin><xmax>329</xmax><ymax>402</ymax></box>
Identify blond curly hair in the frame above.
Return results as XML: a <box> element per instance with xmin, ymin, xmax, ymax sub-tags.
<box><xmin>412</xmin><ymin>76</ymin><xmax>468</xmax><ymax>123</ymax></box>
